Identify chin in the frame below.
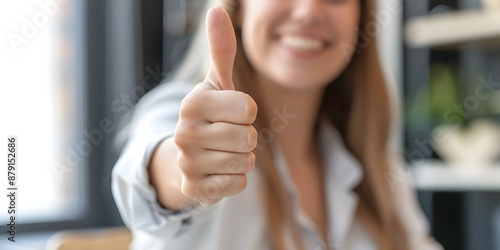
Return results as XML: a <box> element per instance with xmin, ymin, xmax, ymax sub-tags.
<box><xmin>270</xmin><ymin>69</ymin><xmax>335</xmax><ymax>91</ymax></box>
<box><xmin>273</xmin><ymin>75</ymin><xmax>330</xmax><ymax>91</ymax></box>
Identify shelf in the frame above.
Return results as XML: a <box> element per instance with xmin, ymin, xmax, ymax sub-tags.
<box><xmin>411</xmin><ymin>160</ymin><xmax>500</xmax><ymax>191</ymax></box>
<box><xmin>405</xmin><ymin>10</ymin><xmax>500</xmax><ymax>49</ymax></box>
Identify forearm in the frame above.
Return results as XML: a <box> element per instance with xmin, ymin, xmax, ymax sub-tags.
<box><xmin>148</xmin><ymin>137</ymin><xmax>198</xmax><ymax>211</ymax></box>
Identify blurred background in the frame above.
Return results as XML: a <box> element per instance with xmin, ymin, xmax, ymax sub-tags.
<box><xmin>0</xmin><ymin>0</ymin><xmax>499</xmax><ymax>249</ymax></box>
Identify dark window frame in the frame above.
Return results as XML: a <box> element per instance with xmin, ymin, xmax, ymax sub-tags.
<box><xmin>6</xmin><ymin>0</ymin><xmax>166</xmax><ymax>233</ymax></box>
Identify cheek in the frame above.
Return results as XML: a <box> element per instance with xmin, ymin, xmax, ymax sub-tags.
<box><xmin>240</xmin><ymin>7</ymin><xmax>274</xmax><ymax>73</ymax></box>
<box><xmin>331</xmin><ymin>7</ymin><xmax>361</xmax><ymax>57</ymax></box>
<box><xmin>312</xmin><ymin>9</ymin><xmax>361</xmax><ymax>85</ymax></box>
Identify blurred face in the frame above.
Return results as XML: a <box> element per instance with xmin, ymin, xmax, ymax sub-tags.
<box><xmin>238</xmin><ymin>0</ymin><xmax>360</xmax><ymax>90</ymax></box>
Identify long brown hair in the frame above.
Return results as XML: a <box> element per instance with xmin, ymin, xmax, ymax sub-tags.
<box><xmin>168</xmin><ymin>0</ymin><xmax>410</xmax><ymax>249</ymax></box>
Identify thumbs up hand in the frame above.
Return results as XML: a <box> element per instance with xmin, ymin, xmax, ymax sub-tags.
<box><xmin>173</xmin><ymin>7</ymin><xmax>258</xmax><ymax>207</ymax></box>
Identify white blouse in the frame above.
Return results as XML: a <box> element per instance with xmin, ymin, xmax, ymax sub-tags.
<box><xmin>112</xmin><ymin>81</ymin><xmax>442</xmax><ymax>250</ymax></box>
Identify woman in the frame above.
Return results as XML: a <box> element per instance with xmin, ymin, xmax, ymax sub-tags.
<box><xmin>112</xmin><ymin>0</ymin><xmax>442</xmax><ymax>249</ymax></box>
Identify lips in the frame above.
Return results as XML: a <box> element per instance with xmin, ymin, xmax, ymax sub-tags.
<box><xmin>280</xmin><ymin>35</ymin><xmax>324</xmax><ymax>51</ymax></box>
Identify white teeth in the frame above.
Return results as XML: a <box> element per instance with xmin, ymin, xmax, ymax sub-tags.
<box><xmin>281</xmin><ymin>36</ymin><xmax>323</xmax><ymax>51</ymax></box>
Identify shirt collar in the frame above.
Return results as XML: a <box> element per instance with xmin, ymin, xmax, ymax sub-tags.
<box><xmin>319</xmin><ymin>120</ymin><xmax>364</xmax><ymax>246</ymax></box>
<box><xmin>319</xmin><ymin>121</ymin><xmax>363</xmax><ymax>191</ymax></box>
<box><xmin>270</xmin><ymin>119</ymin><xmax>364</xmax><ymax>248</ymax></box>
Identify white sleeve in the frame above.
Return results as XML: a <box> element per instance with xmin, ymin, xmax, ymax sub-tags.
<box><xmin>111</xmin><ymin>81</ymin><xmax>199</xmax><ymax>234</ymax></box>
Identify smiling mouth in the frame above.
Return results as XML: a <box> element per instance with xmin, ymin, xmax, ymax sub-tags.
<box><xmin>280</xmin><ymin>35</ymin><xmax>325</xmax><ymax>52</ymax></box>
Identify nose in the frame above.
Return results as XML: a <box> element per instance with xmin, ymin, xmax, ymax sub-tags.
<box><xmin>290</xmin><ymin>0</ymin><xmax>324</xmax><ymax>25</ymax></box>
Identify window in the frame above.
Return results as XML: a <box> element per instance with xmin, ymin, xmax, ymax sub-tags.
<box><xmin>0</xmin><ymin>0</ymin><xmax>85</xmax><ymax>225</ymax></box>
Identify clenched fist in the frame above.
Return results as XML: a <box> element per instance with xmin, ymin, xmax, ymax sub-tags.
<box><xmin>173</xmin><ymin>7</ymin><xmax>258</xmax><ymax>207</ymax></box>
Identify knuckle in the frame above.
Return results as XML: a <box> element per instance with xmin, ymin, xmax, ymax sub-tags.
<box><xmin>173</xmin><ymin>131</ymin><xmax>188</xmax><ymax>149</ymax></box>
<box><xmin>174</xmin><ymin>121</ymin><xmax>202</xmax><ymax>148</ymax></box>
<box><xmin>180</xmin><ymin>91</ymin><xmax>208</xmax><ymax>120</ymax></box>
<box><xmin>179</xmin><ymin>95</ymin><xmax>196</xmax><ymax>118</ymax></box>
<box><xmin>177</xmin><ymin>151</ymin><xmax>192</xmax><ymax>171</ymax></box>
<box><xmin>174</xmin><ymin>124</ymin><xmax>189</xmax><ymax>144</ymax></box>
<box><xmin>180</xmin><ymin>180</ymin><xmax>198</xmax><ymax>199</ymax></box>
<box><xmin>177</xmin><ymin>151</ymin><xmax>202</xmax><ymax>177</ymax></box>
<box><xmin>180</xmin><ymin>94</ymin><xmax>191</xmax><ymax>109</ymax></box>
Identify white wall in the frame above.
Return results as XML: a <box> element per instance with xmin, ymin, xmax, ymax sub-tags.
<box><xmin>377</xmin><ymin>0</ymin><xmax>404</xmax><ymax>151</ymax></box>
